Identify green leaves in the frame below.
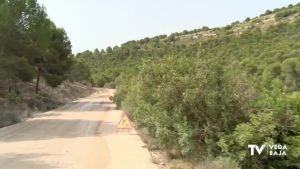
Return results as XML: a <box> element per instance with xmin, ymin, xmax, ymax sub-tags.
<box><xmin>219</xmin><ymin>82</ymin><xmax>300</xmax><ymax>168</ymax></box>
<box><xmin>118</xmin><ymin>56</ymin><xmax>257</xmax><ymax>158</ymax></box>
<box><xmin>75</xmin><ymin>4</ymin><xmax>300</xmax><ymax>168</ymax></box>
<box><xmin>67</xmin><ymin>60</ymin><xmax>91</xmax><ymax>82</ymax></box>
<box><xmin>282</xmin><ymin>57</ymin><xmax>300</xmax><ymax>91</ymax></box>
<box><xmin>0</xmin><ymin>0</ymin><xmax>72</xmax><ymax>93</ymax></box>
<box><xmin>0</xmin><ymin>56</ymin><xmax>35</xmax><ymax>81</ymax></box>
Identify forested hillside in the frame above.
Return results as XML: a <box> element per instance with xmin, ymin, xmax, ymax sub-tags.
<box><xmin>77</xmin><ymin>3</ymin><xmax>300</xmax><ymax>169</ymax></box>
<box><xmin>0</xmin><ymin>0</ymin><xmax>93</xmax><ymax>126</ymax></box>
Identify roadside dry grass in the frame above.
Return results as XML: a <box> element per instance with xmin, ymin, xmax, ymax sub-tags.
<box><xmin>166</xmin><ymin>158</ymin><xmax>240</xmax><ymax>169</ymax></box>
<box><xmin>195</xmin><ymin>157</ymin><xmax>240</xmax><ymax>169</ymax></box>
<box><xmin>0</xmin><ymin>80</ymin><xmax>95</xmax><ymax>127</ymax></box>
<box><xmin>168</xmin><ymin>160</ymin><xmax>194</xmax><ymax>169</ymax></box>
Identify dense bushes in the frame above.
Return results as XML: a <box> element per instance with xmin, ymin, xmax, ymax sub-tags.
<box><xmin>78</xmin><ymin>4</ymin><xmax>300</xmax><ymax>169</ymax></box>
<box><xmin>117</xmin><ymin>18</ymin><xmax>300</xmax><ymax>169</ymax></box>
<box><xmin>218</xmin><ymin>80</ymin><xmax>300</xmax><ymax>168</ymax></box>
<box><xmin>67</xmin><ymin>60</ymin><xmax>91</xmax><ymax>83</ymax></box>
<box><xmin>275</xmin><ymin>8</ymin><xmax>298</xmax><ymax>20</ymax></box>
<box><xmin>117</xmin><ymin>57</ymin><xmax>300</xmax><ymax>168</ymax></box>
<box><xmin>120</xmin><ymin>56</ymin><xmax>257</xmax><ymax>157</ymax></box>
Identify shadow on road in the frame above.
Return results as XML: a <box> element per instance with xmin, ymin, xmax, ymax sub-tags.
<box><xmin>51</xmin><ymin>100</ymin><xmax>116</xmax><ymax>113</ymax></box>
<box><xmin>0</xmin><ymin>91</ymin><xmax>121</xmax><ymax>142</ymax></box>
<box><xmin>0</xmin><ymin>118</ymin><xmax>117</xmax><ymax>142</ymax></box>
<box><xmin>0</xmin><ymin>153</ymin><xmax>57</xmax><ymax>169</ymax></box>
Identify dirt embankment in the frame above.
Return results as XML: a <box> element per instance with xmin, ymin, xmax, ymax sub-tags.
<box><xmin>0</xmin><ymin>80</ymin><xmax>95</xmax><ymax>127</ymax></box>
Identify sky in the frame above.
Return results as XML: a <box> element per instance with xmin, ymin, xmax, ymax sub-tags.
<box><xmin>37</xmin><ymin>0</ymin><xmax>300</xmax><ymax>54</ymax></box>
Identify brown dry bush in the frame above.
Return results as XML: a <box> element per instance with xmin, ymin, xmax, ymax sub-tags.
<box><xmin>168</xmin><ymin>160</ymin><xmax>194</xmax><ymax>169</ymax></box>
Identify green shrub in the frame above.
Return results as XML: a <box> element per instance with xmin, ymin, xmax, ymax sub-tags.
<box><xmin>78</xmin><ymin>7</ymin><xmax>300</xmax><ymax>169</ymax></box>
<box><xmin>138</xmin><ymin>127</ymin><xmax>160</xmax><ymax>150</ymax></box>
<box><xmin>120</xmin><ymin>56</ymin><xmax>256</xmax><ymax>158</ymax></box>
<box><xmin>104</xmin><ymin>82</ymin><xmax>116</xmax><ymax>89</ymax></box>
<box><xmin>275</xmin><ymin>9</ymin><xmax>297</xmax><ymax>20</ymax></box>
<box><xmin>6</xmin><ymin>91</ymin><xmax>22</xmax><ymax>103</ymax></box>
<box><xmin>244</xmin><ymin>17</ymin><xmax>251</xmax><ymax>22</ymax></box>
<box><xmin>218</xmin><ymin>81</ymin><xmax>300</xmax><ymax>168</ymax></box>
<box><xmin>264</xmin><ymin>10</ymin><xmax>273</xmax><ymax>15</ymax></box>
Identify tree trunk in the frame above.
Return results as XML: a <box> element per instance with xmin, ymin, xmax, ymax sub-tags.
<box><xmin>8</xmin><ymin>79</ymin><xmax>11</xmax><ymax>92</ymax></box>
<box><xmin>8</xmin><ymin>84</ymin><xmax>11</xmax><ymax>92</ymax></box>
<box><xmin>35</xmin><ymin>67</ymin><xmax>40</xmax><ymax>94</ymax></box>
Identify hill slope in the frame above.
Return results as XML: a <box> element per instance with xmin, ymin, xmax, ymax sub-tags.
<box><xmin>77</xmin><ymin>4</ymin><xmax>300</xmax><ymax>169</ymax></box>
<box><xmin>77</xmin><ymin>3</ymin><xmax>300</xmax><ymax>89</ymax></box>
<box><xmin>0</xmin><ymin>80</ymin><xmax>94</xmax><ymax>127</ymax></box>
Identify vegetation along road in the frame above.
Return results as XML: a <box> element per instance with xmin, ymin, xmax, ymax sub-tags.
<box><xmin>1</xmin><ymin>0</ymin><xmax>300</xmax><ymax>168</ymax></box>
<box><xmin>0</xmin><ymin>89</ymin><xmax>157</xmax><ymax>169</ymax></box>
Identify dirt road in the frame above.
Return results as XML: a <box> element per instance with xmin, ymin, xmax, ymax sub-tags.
<box><xmin>0</xmin><ymin>89</ymin><xmax>158</xmax><ymax>169</ymax></box>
